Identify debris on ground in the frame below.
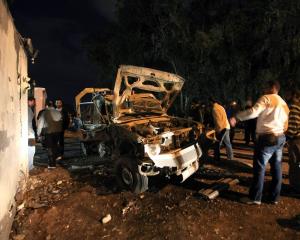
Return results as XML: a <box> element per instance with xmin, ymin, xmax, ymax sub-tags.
<box><xmin>101</xmin><ymin>214</ymin><xmax>112</xmax><ymax>224</ymax></box>
<box><xmin>9</xmin><ymin>134</ymin><xmax>300</xmax><ymax>240</ymax></box>
<box><xmin>121</xmin><ymin>199</ymin><xmax>139</xmax><ymax>215</ymax></box>
<box><xmin>198</xmin><ymin>178</ymin><xmax>240</xmax><ymax>200</ymax></box>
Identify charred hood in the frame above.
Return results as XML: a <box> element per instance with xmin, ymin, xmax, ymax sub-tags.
<box><xmin>113</xmin><ymin>65</ymin><xmax>185</xmax><ymax>120</ymax></box>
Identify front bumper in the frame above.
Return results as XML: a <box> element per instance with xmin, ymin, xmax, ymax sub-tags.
<box><xmin>144</xmin><ymin>143</ymin><xmax>202</xmax><ymax>181</ymax></box>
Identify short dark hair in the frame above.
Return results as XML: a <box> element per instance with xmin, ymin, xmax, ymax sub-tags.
<box><xmin>208</xmin><ymin>96</ymin><xmax>217</xmax><ymax>103</ymax></box>
<box><xmin>46</xmin><ymin>100</ymin><xmax>54</xmax><ymax>107</ymax></box>
<box><xmin>265</xmin><ymin>80</ymin><xmax>280</xmax><ymax>91</ymax></box>
<box><xmin>28</xmin><ymin>96</ymin><xmax>35</xmax><ymax>101</ymax></box>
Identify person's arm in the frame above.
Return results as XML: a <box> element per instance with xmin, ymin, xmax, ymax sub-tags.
<box><xmin>37</xmin><ymin>113</ymin><xmax>45</xmax><ymax>136</ymax></box>
<box><xmin>236</xmin><ymin>96</ymin><xmax>268</xmax><ymax>121</ymax></box>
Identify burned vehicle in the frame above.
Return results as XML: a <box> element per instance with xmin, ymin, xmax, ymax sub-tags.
<box><xmin>78</xmin><ymin>65</ymin><xmax>203</xmax><ymax>193</ymax></box>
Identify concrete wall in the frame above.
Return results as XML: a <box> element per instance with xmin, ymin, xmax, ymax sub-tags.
<box><xmin>0</xmin><ymin>0</ymin><xmax>30</xmax><ymax>238</ymax></box>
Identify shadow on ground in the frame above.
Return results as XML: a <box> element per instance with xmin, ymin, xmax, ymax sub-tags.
<box><xmin>277</xmin><ymin>214</ymin><xmax>300</xmax><ymax>231</ymax></box>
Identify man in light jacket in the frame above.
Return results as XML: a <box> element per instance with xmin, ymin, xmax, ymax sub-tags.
<box><xmin>209</xmin><ymin>97</ymin><xmax>233</xmax><ymax>161</ymax></box>
<box><xmin>37</xmin><ymin>101</ymin><xmax>63</xmax><ymax>168</ymax></box>
<box><xmin>231</xmin><ymin>80</ymin><xmax>289</xmax><ymax>205</ymax></box>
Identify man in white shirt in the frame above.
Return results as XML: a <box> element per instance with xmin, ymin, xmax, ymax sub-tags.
<box><xmin>230</xmin><ymin>80</ymin><xmax>289</xmax><ymax>205</ymax></box>
<box><xmin>55</xmin><ymin>99</ymin><xmax>69</xmax><ymax>159</ymax></box>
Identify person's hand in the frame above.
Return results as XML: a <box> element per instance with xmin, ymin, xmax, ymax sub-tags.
<box><xmin>229</xmin><ymin>117</ymin><xmax>237</xmax><ymax>127</ymax></box>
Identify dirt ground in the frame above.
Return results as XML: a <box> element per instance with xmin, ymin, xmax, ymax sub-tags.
<box><xmin>10</xmin><ymin>132</ymin><xmax>300</xmax><ymax>240</ymax></box>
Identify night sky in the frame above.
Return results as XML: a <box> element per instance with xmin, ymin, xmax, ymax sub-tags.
<box><xmin>10</xmin><ymin>0</ymin><xmax>116</xmax><ymax>105</ymax></box>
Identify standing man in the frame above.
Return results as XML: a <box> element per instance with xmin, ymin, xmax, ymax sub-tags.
<box><xmin>244</xmin><ymin>99</ymin><xmax>257</xmax><ymax>145</ymax></box>
<box><xmin>209</xmin><ymin>97</ymin><xmax>233</xmax><ymax>161</ymax></box>
<box><xmin>189</xmin><ymin>98</ymin><xmax>201</xmax><ymax>122</ymax></box>
<box><xmin>230</xmin><ymin>80</ymin><xmax>289</xmax><ymax>204</ymax></box>
<box><xmin>286</xmin><ymin>88</ymin><xmax>300</xmax><ymax>192</ymax></box>
<box><xmin>55</xmin><ymin>99</ymin><xmax>69</xmax><ymax>160</ymax></box>
<box><xmin>37</xmin><ymin>101</ymin><xmax>63</xmax><ymax>168</ymax></box>
<box><xmin>28</xmin><ymin>97</ymin><xmax>36</xmax><ymax>171</ymax></box>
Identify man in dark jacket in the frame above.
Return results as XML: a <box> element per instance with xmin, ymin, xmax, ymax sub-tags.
<box><xmin>55</xmin><ymin>99</ymin><xmax>69</xmax><ymax>159</ymax></box>
<box><xmin>37</xmin><ymin>102</ymin><xmax>63</xmax><ymax>168</ymax></box>
<box><xmin>189</xmin><ymin>98</ymin><xmax>201</xmax><ymax>122</ymax></box>
<box><xmin>244</xmin><ymin>100</ymin><xmax>257</xmax><ymax>145</ymax></box>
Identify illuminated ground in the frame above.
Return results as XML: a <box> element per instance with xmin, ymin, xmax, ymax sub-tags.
<box><xmin>10</xmin><ymin>131</ymin><xmax>300</xmax><ymax>240</ymax></box>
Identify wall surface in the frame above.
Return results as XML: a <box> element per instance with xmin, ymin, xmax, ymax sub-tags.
<box><xmin>0</xmin><ymin>0</ymin><xmax>29</xmax><ymax>239</ymax></box>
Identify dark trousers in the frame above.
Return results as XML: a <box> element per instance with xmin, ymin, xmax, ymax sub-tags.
<box><xmin>214</xmin><ymin>129</ymin><xmax>233</xmax><ymax>161</ymax></box>
<box><xmin>45</xmin><ymin>133</ymin><xmax>60</xmax><ymax>167</ymax></box>
<box><xmin>244</xmin><ymin>119</ymin><xmax>256</xmax><ymax>144</ymax></box>
<box><xmin>245</xmin><ymin>127</ymin><xmax>256</xmax><ymax>144</ymax></box>
<box><xmin>288</xmin><ymin>138</ymin><xmax>300</xmax><ymax>192</ymax></box>
<box><xmin>58</xmin><ymin>131</ymin><xmax>65</xmax><ymax>156</ymax></box>
<box><xmin>249</xmin><ymin>135</ymin><xmax>286</xmax><ymax>202</ymax></box>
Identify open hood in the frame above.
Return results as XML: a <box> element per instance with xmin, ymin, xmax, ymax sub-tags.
<box><xmin>113</xmin><ymin>65</ymin><xmax>185</xmax><ymax>120</ymax></box>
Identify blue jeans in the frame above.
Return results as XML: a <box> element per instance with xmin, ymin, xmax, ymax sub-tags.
<box><xmin>214</xmin><ymin>129</ymin><xmax>233</xmax><ymax>161</ymax></box>
<box><xmin>249</xmin><ymin>134</ymin><xmax>286</xmax><ymax>202</ymax></box>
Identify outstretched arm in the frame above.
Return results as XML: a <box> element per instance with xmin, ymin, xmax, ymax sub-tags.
<box><xmin>236</xmin><ymin>96</ymin><xmax>268</xmax><ymax>121</ymax></box>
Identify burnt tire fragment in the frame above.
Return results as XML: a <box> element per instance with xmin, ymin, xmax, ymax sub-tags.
<box><xmin>114</xmin><ymin>157</ymin><xmax>148</xmax><ymax>194</ymax></box>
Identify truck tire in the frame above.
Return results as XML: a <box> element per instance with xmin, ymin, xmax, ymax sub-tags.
<box><xmin>114</xmin><ymin>157</ymin><xmax>148</xmax><ymax>194</ymax></box>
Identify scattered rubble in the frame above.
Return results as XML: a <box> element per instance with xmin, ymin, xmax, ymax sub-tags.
<box><xmin>198</xmin><ymin>178</ymin><xmax>240</xmax><ymax>200</ymax></box>
<box><xmin>121</xmin><ymin>200</ymin><xmax>139</xmax><ymax>215</ymax></box>
<box><xmin>9</xmin><ymin>138</ymin><xmax>300</xmax><ymax>240</ymax></box>
<box><xmin>17</xmin><ymin>202</ymin><xmax>25</xmax><ymax>212</ymax></box>
<box><xmin>13</xmin><ymin>234</ymin><xmax>25</xmax><ymax>240</ymax></box>
<box><xmin>57</xmin><ymin>181</ymin><xmax>63</xmax><ymax>185</ymax></box>
<box><xmin>101</xmin><ymin>214</ymin><xmax>112</xmax><ymax>224</ymax></box>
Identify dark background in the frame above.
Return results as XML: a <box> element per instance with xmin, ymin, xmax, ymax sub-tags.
<box><xmin>10</xmin><ymin>0</ymin><xmax>116</xmax><ymax>105</ymax></box>
<box><xmin>9</xmin><ymin>0</ymin><xmax>300</xmax><ymax>111</ymax></box>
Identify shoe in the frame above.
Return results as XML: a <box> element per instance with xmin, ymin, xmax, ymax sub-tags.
<box><xmin>270</xmin><ymin>201</ymin><xmax>279</xmax><ymax>205</ymax></box>
<box><xmin>240</xmin><ymin>197</ymin><xmax>261</xmax><ymax>205</ymax></box>
<box><xmin>56</xmin><ymin>156</ymin><xmax>63</xmax><ymax>161</ymax></box>
<box><xmin>47</xmin><ymin>165</ymin><xmax>56</xmax><ymax>169</ymax></box>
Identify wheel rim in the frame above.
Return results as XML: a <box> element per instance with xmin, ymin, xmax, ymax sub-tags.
<box><xmin>121</xmin><ymin>167</ymin><xmax>134</xmax><ymax>186</ymax></box>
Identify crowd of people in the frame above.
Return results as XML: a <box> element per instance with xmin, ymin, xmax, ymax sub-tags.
<box><xmin>189</xmin><ymin>80</ymin><xmax>300</xmax><ymax>204</ymax></box>
<box><xmin>27</xmin><ymin>80</ymin><xmax>300</xmax><ymax>205</ymax></box>
<box><xmin>27</xmin><ymin>99</ymin><xmax>70</xmax><ymax>169</ymax></box>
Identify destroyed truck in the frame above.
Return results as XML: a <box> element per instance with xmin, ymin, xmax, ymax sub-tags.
<box><xmin>77</xmin><ymin>65</ymin><xmax>204</xmax><ymax>193</ymax></box>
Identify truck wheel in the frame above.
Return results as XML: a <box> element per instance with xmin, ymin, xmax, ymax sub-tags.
<box><xmin>114</xmin><ymin>157</ymin><xmax>148</xmax><ymax>194</ymax></box>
